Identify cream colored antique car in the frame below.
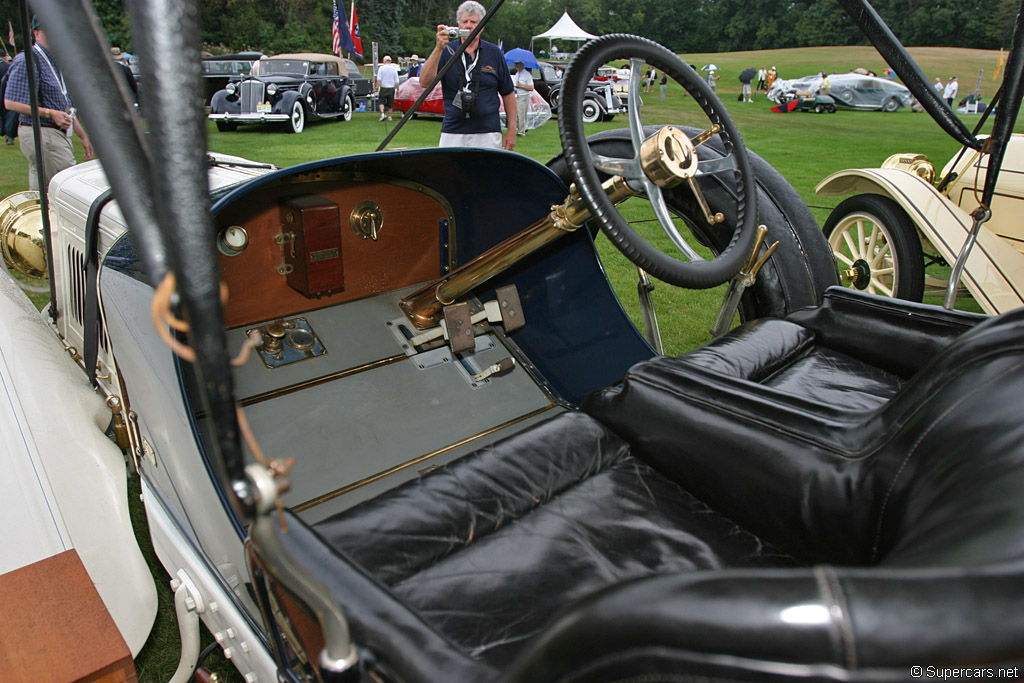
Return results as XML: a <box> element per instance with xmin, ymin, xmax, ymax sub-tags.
<box><xmin>816</xmin><ymin>134</ymin><xmax>1024</xmax><ymax>314</ymax></box>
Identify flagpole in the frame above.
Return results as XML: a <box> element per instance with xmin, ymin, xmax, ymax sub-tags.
<box><xmin>4</xmin><ymin>20</ymin><xmax>14</xmax><ymax>58</ymax></box>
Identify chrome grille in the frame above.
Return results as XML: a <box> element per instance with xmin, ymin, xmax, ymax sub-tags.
<box><xmin>239</xmin><ymin>80</ymin><xmax>265</xmax><ymax>114</ymax></box>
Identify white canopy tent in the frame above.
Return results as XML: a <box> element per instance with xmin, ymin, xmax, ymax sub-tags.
<box><xmin>530</xmin><ymin>12</ymin><xmax>597</xmax><ymax>57</ymax></box>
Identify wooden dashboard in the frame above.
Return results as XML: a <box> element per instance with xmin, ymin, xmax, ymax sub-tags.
<box><xmin>215</xmin><ymin>173</ymin><xmax>455</xmax><ymax>328</ymax></box>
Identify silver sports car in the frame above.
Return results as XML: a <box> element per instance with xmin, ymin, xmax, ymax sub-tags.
<box><xmin>769</xmin><ymin>72</ymin><xmax>913</xmax><ymax>111</ymax></box>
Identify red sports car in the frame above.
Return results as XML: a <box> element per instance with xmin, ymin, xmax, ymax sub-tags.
<box><xmin>393</xmin><ymin>77</ymin><xmax>551</xmax><ymax>129</ymax></box>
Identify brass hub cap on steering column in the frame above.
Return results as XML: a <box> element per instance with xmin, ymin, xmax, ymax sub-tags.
<box><xmin>639</xmin><ymin>125</ymin><xmax>700</xmax><ymax>188</ymax></box>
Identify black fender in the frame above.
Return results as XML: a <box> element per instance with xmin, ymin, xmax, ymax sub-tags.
<box><xmin>338</xmin><ymin>83</ymin><xmax>353</xmax><ymax>107</ymax></box>
<box><xmin>547</xmin><ymin>126</ymin><xmax>838</xmax><ymax>319</ymax></box>
<box><xmin>276</xmin><ymin>90</ymin><xmax>303</xmax><ymax>115</ymax></box>
<box><xmin>209</xmin><ymin>90</ymin><xmax>238</xmax><ymax>114</ymax></box>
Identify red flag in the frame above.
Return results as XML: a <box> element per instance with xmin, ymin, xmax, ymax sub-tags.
<box><xmin>349</xmin><ymin>2</ymin><xmax>363</xmax><ymax>59</ymax></box>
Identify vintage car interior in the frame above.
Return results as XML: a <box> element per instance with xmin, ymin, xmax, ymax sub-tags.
<box><xmin>12</xmin><ymin>0</ymin><xmax>1024</xmax><ymax>681</ymax></box>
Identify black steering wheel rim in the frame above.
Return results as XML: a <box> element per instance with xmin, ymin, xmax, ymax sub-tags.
<box><xmin>559</xmin><ymin>34</ymin><xmax>759</xmax><ymax>289</ymax></box>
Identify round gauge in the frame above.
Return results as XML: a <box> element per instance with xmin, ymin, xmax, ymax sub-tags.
<box><xmin>287</xmin><ymin>329</ymin><xmax>315</xmax><ymax>351</ymax></box>
<box><xmin>218</xmin><ymin>225</ymin><xmax>249</xmax><ymax>256</ymax></box>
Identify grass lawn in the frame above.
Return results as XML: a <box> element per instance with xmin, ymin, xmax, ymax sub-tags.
<box><xmin>0</xmin><ymin>44</ymin><xmax>1017</xmax><ymax>682</ymax></box>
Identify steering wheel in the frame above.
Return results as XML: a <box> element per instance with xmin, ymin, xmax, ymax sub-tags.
<box><xmin>559</xmin><ymin>34</ymin><xmax>758</xmax><ymax>289</ymax></box>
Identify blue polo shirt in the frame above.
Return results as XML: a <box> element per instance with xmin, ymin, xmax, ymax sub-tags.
<box><xmin>5</xmin><ymin>44</ymin><xmax>73</xmax><ymax>128</ymax></box>
<box><xmin>437</xmin><ymin>39</ymin><xmax>513</xmax><ymax>135</ymax></box>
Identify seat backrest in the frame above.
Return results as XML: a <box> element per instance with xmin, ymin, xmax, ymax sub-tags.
<box><xmin>583</xmin><ymin>298</ymin><xmax>1024</xmax><ymax>570</ymax></box>
<box><xmin>786</xmin><ymin>286</ymin><xmax>987</xmax><ymax>379</ymax></box>
<box><xmin>864</xmin><ymin>307</ymin><xmax>1024</xmax><ymax>567</ymax></box>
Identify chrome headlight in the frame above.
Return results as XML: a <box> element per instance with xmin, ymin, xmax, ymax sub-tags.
<box><xmin>226</xmin><ymin>82</ymin><xmax>236</xmax><ymax>95</ymax></box>
<box><xmin>266</xmin><ymin>83</ymin><xmax>278</xmax><ymax>96</ymax></box>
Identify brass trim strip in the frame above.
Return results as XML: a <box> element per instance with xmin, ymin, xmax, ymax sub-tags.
<box><xmin>399</xmin><ymin>176</ymin><xmax>637</xmax><ymax>329</ymax></box>
<box><xmin>292</xmin><ymin>403</ymin><xmax>559</xmax><ymax>513</ymax></box>
<box><xmin>238</xmin><ymin>353</ymin><xmax>409</xmax><ymax>407</ymax></box>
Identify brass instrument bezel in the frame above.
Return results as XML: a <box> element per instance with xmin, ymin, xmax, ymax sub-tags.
<box><xmin>217</xmin><ymin>224</ymin><xmax>250</xmax><ymax>256</ymax></box>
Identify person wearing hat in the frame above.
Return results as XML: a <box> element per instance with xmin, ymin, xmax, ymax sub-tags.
<box><xmin>375</xmin><ymin>55</ymin><xmax>400</xmax><ymax>121</ymax></box>
<box><xmin>3</xmin><ymin>15</ymin><xmax>93</xmax><ymax>191</ymax></box>
<box><xmin>407</xmin><ymin>54</ymin><xmax>421</xmax><ymax>78</ymax></box>
<box><xmin>110</xmin><ymin>46</ymin><xmax>138</xmax><ymax>105</ymax></box>
<box><xmin>511</xmin><ymin>58</ymin><xmax>533</xmax><ymax>137</ymax></box>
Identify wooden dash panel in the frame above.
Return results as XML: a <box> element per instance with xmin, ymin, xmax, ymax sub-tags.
<box><xmin>218</xmin><ymin>180</ymin><xmax>449</xmax><ymax>328</ymax></box>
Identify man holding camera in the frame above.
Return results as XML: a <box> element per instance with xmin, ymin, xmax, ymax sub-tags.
<box><xmin>419</xmin><ymin>0</ymin><xmax>516</xmax><ymax>150</ymax></box>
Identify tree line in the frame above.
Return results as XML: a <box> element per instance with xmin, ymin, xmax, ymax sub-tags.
<box><xmin>1</xmin><ymin>0</ymin><xmax>1012</xmax><ymax>62</ymax></box>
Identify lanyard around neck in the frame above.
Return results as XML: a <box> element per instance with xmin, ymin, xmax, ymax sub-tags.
<box><xmin>461</xmin><ymin>48</ymin><xmax>479</xmax><ymax>89</ymax></box>
<box><xmin>34</xmin><ymin>43</ymin><xmax>68</xmax><ymax>99</ymax></box>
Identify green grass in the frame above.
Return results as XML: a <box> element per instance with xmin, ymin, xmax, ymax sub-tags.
<box><xmin>1</xmin><ymin>44</ymin><xmax>1018</xmax><ymax>681</ymax></box>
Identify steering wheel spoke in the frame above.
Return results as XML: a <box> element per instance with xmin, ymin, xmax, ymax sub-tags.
<box><xmin>591</xmin><ymin>151</ymin><xmax>644</xmax><ymax>181</ymax></box>
<box><xmin>695</xmin><ymin>154</ymin><xmax>738</xmax><ymax>178</ymax></box>
<box><xmin>559</xmin><ymin>34</ymin><xmax>757</xmax><ymax>289</ymax></box>
<box><xmin>627</xmin><ymin>57</ymin><xmax>647</xmax><ymax>150</ymax></box>
<box><xmin>646</xmin><ymin>179</ymin><xmax>705</xmax><ymax>261</ymax></box>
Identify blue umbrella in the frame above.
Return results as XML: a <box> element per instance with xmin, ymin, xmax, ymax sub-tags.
<box><xmin>504</xmin><ymin>47</ymin><xmax>540</xmax><ymax>70</ymax></box>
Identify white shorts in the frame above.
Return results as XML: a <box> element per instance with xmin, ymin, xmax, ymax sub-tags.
<box><xmin>439</xmin><ymin>132</ymin><xmax>503</xmax><ymax>149</ymax></box>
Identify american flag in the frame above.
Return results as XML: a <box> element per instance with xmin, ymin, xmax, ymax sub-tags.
<box><xmin>331</xmin><ymin>1</ymin><xmax>342</xmax><ymax>56</ymax></box>
<box><xmin>7</xmin><ymin>19</ymin><xmax>14</xmax><ymax>47</ymax></box>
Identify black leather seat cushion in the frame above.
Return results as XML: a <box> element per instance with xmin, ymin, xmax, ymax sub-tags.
<box><xmin>313</xmin><ymin>411</ymin><xmax>799</xmax><ymax>669</ymax></box>
<box><xmin>676</xmin><ymin>317</ymin><xmax>905</xmax><ymax>410</ymax></box>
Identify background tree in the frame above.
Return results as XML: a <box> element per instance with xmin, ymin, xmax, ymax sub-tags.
<box><xmin>0</xmin><ymin>0</ymin><xmax>1013</xmax><ymax>63</ymax></box>
<box><xmin>361</xmin><ymin>0</ymin><xmax>409</xmax><ymax>57</ymax></box>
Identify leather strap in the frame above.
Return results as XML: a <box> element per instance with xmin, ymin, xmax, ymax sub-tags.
<box><xmin>84</xmin><ymin>188</ymin><xmax>114</xmax><ymax>387</ymax></box>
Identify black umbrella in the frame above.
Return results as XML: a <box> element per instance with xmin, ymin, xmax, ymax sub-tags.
<box><xmin>738</xmin><ymin>67</ymin><xmax>757</xmax><ymax>83</ymax></box>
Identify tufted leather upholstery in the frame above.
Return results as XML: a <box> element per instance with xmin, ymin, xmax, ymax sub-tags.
<box><xmin>291</xmin><ymin>288</ymin><xmax>1023</xmax><ymax>682</ymax></box>
<box><xmin>310</xmin><ymin>411</ymin><xmax>800</xmax><ymax>677</ymax></box>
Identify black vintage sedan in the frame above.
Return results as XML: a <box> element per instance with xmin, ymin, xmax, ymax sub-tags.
<box><xmin>209</xmin><ymin>53</ymin><xmax>361</xmax><ymax>133</ymax></box>
<box><xmin>201</xmin><ymin>51</ymin><xmax>263</xmax><ymax>105</ymax></box>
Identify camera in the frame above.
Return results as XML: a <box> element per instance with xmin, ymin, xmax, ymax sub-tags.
<box><xmin>445</xmin><ymin>26</ymin><xmax>471</xmax><ymax>40</ymax></box>
<box><xmin>452</xmin><ymin>88</ymin><xmax>476</xmax><ymax>118</ymax></box>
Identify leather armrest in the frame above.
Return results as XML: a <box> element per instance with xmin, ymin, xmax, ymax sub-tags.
<box><xmin>254</xmin><ymin>509</ymin><xmax>495</xmax><ymax>683</ymax></box>
<box><xmin>503</xmin><ymin>566</ymin><xmax>1024</xmax><ymax>682</ymax></box>
<box><xmin>789</xmin><ymin>287</ymin><xmax>987</xmax><ymax>378</ymax></box>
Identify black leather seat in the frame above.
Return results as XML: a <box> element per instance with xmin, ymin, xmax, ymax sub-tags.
<box><xmin>280</xmin><ymin>289</ymin><xmax>1024</xmax><ymax>682</ymax></box>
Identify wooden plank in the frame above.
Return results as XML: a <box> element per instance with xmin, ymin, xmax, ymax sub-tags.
<box><xmin>0</xmin><ymin>550</ymin><xmax>136</xmax><ymax>683</ymax></box>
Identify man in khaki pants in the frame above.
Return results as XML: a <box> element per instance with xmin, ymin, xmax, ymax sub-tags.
<box><xmin>511</xmin><ymin>60</ymin><xmax>533</xmax><ymax>137</ymax></box>
<box><xmin>3</xmin><ymin>15</ymin><xmax>93</xmax><ymax>191</ymax></box>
